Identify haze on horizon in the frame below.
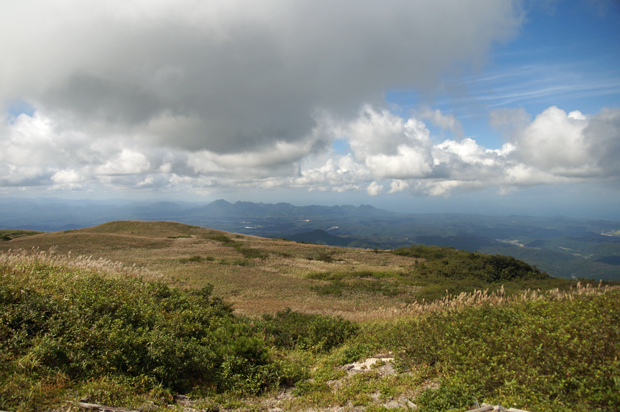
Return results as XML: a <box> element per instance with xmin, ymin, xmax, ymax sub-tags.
<box><xmin>1</xmin><ymin>0</ymin><xmax>619</xmax><ymax>220</ymax></box>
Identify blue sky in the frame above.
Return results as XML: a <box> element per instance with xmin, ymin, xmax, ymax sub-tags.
<box><xmin>386</xmin><ymin>1</ymin><xmax>620</xmax><ymax>148</ymax></box>
<box><xmin>1</xmin><ymin>0</ymin><xmax>619</xmax><ymax>219</ymax></box>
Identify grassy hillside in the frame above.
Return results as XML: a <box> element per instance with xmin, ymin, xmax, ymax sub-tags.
<box><xmin>1</xmin><ymin>248</ymin><xmax>618</xmax><ymax>411</ymax></box>
<box><xmin>0</xmin><ymin>221</ymin><xmax>591</xmax><ymax>319</ymax></box>
<box><xmin>2</xmin><ymin>221</ymin><xmax>619</xmax><ymax>411</ymax></box>
<box><xmin>72</xmin><ymin>220</ymin><xmax>210</xmax><ymax>238</ymax></box>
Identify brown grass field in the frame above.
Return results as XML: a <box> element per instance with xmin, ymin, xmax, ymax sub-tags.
<box><xmin>0</xmin><ymin>220</ymin><xmax>426</xmax><ymax>321</ymax></box>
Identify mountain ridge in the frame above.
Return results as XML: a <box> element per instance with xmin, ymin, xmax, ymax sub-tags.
<box><xmin>1</xmin><ymin>198</ymin><xmax>620</xmax><ymax>280</ymax></box>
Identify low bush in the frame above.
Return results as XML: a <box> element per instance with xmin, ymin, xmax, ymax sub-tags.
<box><xmin>0</xmin><ymin>252</ymin><xmax>278</xmax><ymax>411</ymax></box>
<box><xmin>233</xmin><ymin>243</ymin><xmax>268</xmax><ymax>260</ymax></box>
<box><xmin>0</xmin><ymin>230</ymin><xmax>42</xmax><ymax>241</ymax></box>
<box><xmin>311</xmin><ymin>251</ymin><xmax>337</xmax><ymax>263</ymax></box>
<box><xmin>258</xmin><ymin>308</ymin><xmax>359</xmax><ymax>352</ymax></box>
<box><xmin>308</xmin><ymin>270</ymin><xmax>402</xmax><ymax>297</ymax></box>
<box><xmin>375</xmin><ymin>289</ymin><xmax>620</xmax><ymax>411</ymax></box>
<box><xmin>207</xmin><ymin>234</ymin><xmax>234</xmax><ymax>244</ymax></box>
<box><xmin>392</xmin><ymin>244</ymin><xmax>549</xmax><ymax>282</ymax></box>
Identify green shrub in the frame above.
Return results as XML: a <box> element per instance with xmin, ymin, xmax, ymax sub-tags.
<box><xmin>259</xmin><ymin>308</ymin><xmax>359</xmax><ymax>352</ymax></box>
<box><xmin>207</xmin><ymin>234</ymin><xmax>234</xmax><ymax>244</ymax></box>
<box><xmin>233</xmin><ymin>243</ymin><xmax>268</xmax><ymax>260</ymax></box>
<box><xmin>0</xmin><ymin>256</ymin><xmax>280</xmax><ymax>410</ymax></box>
<box><xmin>415</xmin><ymin>379</ymin><xmax>472</xmax><ymax>411</ymax></box>
<box><xmin>312</xmin><ymin>281</ymin><xmax>344</xmax><ymax>296</ymax></box>
<box><xmin>313</xmin><ymin>251</ymin><xmax>336</xmax><ymax>263</ymax></box>
<box><xmin>392</xmin><ymin>245</ymin><xmax>549</xmax><ymax>282</ymax></box>
<box><xmin>308</xmin><ymin>271</ymin><xmax>401</xmax><ymax>297</ymax></box>
<box><xmin>377</xmin><ymin>290</ymin><xmax>620</xmax><ymax>411</ymax></box>
<box><xmin>179</xmin><ymin>255</ymin><xmax>207</xmax><ymax>263</ymax></box>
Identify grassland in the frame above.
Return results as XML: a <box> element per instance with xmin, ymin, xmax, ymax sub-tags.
<box><xmin>1</xmin><ymin>221</ymin><xmax>619</xmax><ymax>412</ymax></box>
<box><xmin>0</xmin><ymin>221</ymin><xmax>590</xmax><ymax>321</ymax></box>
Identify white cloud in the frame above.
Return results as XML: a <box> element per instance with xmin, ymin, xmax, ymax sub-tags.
<box><xmin>389</xmin><ymin>179</ymin><xmax>409</xmax><ymax>194</ymax></box>
<box><xmin>283</xmin><ymin>105</ymin><xmax>620</xmax><ymax>196</ymax></box>
<box><xmin>366</xmin><ymin>182</ymin><xmax>383</xmax><ymax>196</ymax></box>
<box><xmin>512</xmin><ymin>106</ymin><xmax>593</xmax><ymax>175</ymax></box>
<box><xmin>51</xmin><ymin>169</ymin><xmax>83</xmax><ymax>184</ymax></box>
<box><xmin>1</xmin><ymin>105</ymin><xmax>619</xmax><ymax>196</ymax></box>
<box><xmin>419</xmin><ymin>107</ymin><xmax>464</xmax><ymax>138</ymax></box>
<box><xmin>0</xmin><ymin>0</ymin><xmax>528</xmax><ymax>195</ymax></box>
<box><xmin>1</xmin><ymin>0</ymin><xmax>520</xmax><ymax>152</ymax></box>
<box><xmin>0</xmin><ymin>2</ymin><xmax>618</xmax><ymax>199</ymax></box>
<box><xmin>95</xmin><ymin>149</ymin><xmax>151</xmax><ymax>175</ymax></box>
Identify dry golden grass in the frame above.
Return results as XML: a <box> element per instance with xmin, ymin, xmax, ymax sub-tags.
<box><xmin>4</xmin><ymin>220</ymin><xmax>602</xmax><ymax>322</ymax></box>
<box><xmin>0</xmin><ymin>247</ymin><xmax>157</xmax><ymax>280</ymax></box>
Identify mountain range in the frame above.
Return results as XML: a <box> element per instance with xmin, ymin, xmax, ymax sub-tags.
<box><xmin>1</xmin><ymin>197</ymin><xmax>619</xmax><ymax>280</ymax></box>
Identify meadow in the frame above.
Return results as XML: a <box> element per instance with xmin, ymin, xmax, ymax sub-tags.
<box><xmin>1</xmin><ymin>221</ymin><xmax>618</xmax><ymax>411</ymax></box>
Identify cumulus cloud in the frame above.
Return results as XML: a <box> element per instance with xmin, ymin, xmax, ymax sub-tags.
<box><xmin>2</xmin><ymin>1</ymin><xmax>618</xmax><ymax>198</ymax></box>
<box><xmin>512</xmin><ymin>106</ymin><xmax>593</xmax><ymax>176</ymax></box>
<box><xmin>2</xmin><ymin>102</ymin><xmax>619</xmax><ymax>196</ymax></box>
<box><xmin>271</xmin><ymin>105</ymin><xmax>620</xmax><ymax>196</ymax></box>
<box><xmin>389</xmin><ymin>180</ymin><xmax>409</xmax><ymax>194</ymax></box>
<box><xmin>50</xmin><ymin>169</ymin><xmax>83</xmax><ymax>184</ymax></box>
<box><xmin>367</xmin><ymin>181</ymin><xmax>383</xmax><ymax>196</ymax></box>
<box><xmin>95</xmin><ymin>149</ymin><xmax>151</xmax><ymax>175</ymax></box>
<box><xmin>419</xmin><ymin>107</ymin><xmax>464</xmax><ymax>138</ymax></box>
<box><xmin>1</xmin><ymin>0</ymin><xmax>519</xmax><ymax>160</ymax></box>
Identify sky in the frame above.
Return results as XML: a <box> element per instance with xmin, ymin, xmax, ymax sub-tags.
<box><xmin>1</xmin><ymin>0</ymin><xmax>619</xmax><ymax>219</ymax></box>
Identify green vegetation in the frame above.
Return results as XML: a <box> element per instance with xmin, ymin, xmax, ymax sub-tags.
<box><xmin>276</xmin><ymin>286</ymin><xmax>620</xmax><ymax>412</ymax></box>
<box><xmin>0</xmin><ymin>253</ymin><xmax>272</xmax><ymax>410</ymax></box>
<box><xmin>305</xmin><ymin>246</ymin><xmax>580</xmax><ymax>302</ymax></box>
<box><xmin>2</xmin><ymin>222</ymin><xmax>620</xmax><ymax>412</ymax></box>
<box><xmin>0</xmin><ymin>251</ymin><xmax>357</xmax><ymax>411</ymax></box>
<box><xmin>233</xmin><ymin>243</ymin><xmax>268</xmax><ymax>260</ymax></box>
<box><xmin>392</xmin><ymin>244</ymin><xmax>547</xmax><ymax>282</ymax></box>
<box><xmin>207</xmin><ymin>233</ymin><xmax>235</xmax><ymax>244</ymax></box>
<box><xmin>258</xmin><ymin>308</ymin><xmax>359</xmax><ymax>352</ymax></box>
<box><xmin>308</xmin><ymin>270</ymin><xmax>402</xmax><ymax>297</ymax></box>
<box><xmin>178</xmin><ymin>255</ymin><xmax>216</xmax><ymax>263</ymax></box>
<box><xmin>369</xmin><ymin>289</ymin><xmax>620</xmax><ymax>411</ymax></box>
<box><xmin>308</xmin><ymin>250</ymin><xmax>338</xmax><ymax>263</ymax></box>
<box><xmin>0</xmin><ymin>230</ymin><xmax>43</xmax><ymax>241</ymax></box>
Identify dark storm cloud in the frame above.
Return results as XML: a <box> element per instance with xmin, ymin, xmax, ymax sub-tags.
<box><xmin>1</xmin><ymin>0</ymin><xmax>521</xmax><ymax>154</ymax></box>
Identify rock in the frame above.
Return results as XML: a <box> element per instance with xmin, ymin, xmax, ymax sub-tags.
<box><xmin>342</xmin><ymin>357</ymin><xmax>395</xmax><ymax>375</ymax></box>
<box><xmin>383</xmin><ymin>400</ymin><xmax>400</xmax><ymax>409</ymax></box>
<box><xmin>326</xmin><ymin>379</ymin><xmax>342</xmax><ymax>390</ymax></box>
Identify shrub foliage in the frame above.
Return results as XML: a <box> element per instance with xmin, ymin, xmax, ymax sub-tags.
<box><xmin>380</xmin><ymin>289</ymin><xmax>620</xmax><ymax>411</ymax></box>
<box><xmin>258</xmin><ymin>308</ymin><xmax>359</xmax><ymax>352</ymax></box>
<box><xmin>392</xmin><ymin>244</ymin><xmax>548</xmax><ymax>282</ymax></box>
<box><xmin>0</xmin><ymin>253</ymin><xmax>277</xmax><ymax>410</ymax></box>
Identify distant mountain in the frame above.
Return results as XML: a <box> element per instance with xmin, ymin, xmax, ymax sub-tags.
<box><xmin>184</xmin><ymin>199</ymin><xmax>396</xmax><ymax>220</ymax></box>
<box><xmin>1</xmin><ymin>197</ymin><xmax>620</xmax><ymax>280</ymax></box>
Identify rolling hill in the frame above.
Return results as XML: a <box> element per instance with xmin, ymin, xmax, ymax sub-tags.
<box><xmin>2</xmin><ymin>198</ymin><xmax>620</xmax><ymax>280</ymax></box>
<box><xmin>2</xmin><ymin>220</ymin><xmax>619</xmax><ymax>412</ymax></box>
<box><xmin>0</xmin><ymin>220</ymin><xmax>602</xmax><ymax>318</ymax></box>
